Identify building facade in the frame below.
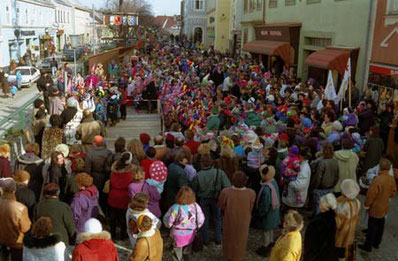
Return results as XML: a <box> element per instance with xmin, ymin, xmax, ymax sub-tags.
<box><xmin>256</xmin><ymin>0</ymin><xmax>372</xmax><ymax>89</ymax></box>
<box><xmin>367</xmin><ymin>0</ymin><xmax>398</xmax><ymax>110</ymax></box>
<box><xmin>229</xmin><ymin>0</ymin><xmax>243</xmax><ymax>56</ymax></box>
<box><xmin>52</xmin><ymin>0</ymin><xmax>74</xmax><ymax>51</ymax></box>
<box><xmin>240</xmin><ymin>0</ymin><xmax>266</xmax><ymax>48</ymax></box>
<box><xmin>183</xmin><ymin>0</ymin><xmax>207</xmax><ymax>44</ymax></box>
<box><xmin>0</xmin><ymin>0</ymin><xmax>56</xmax><ymax>68</ymax></box>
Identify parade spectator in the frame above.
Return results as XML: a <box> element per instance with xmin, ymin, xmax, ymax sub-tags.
<box><xmin>163</xmin><ymin>186</ymin><xmax>204</xmax><ymax>261</ymax></box>
<box><xmin>0</xmin><ymin>178</ymin><xmax>31</xmax><ymax>261</ymax></box>
<box><xmin>269</xmin><ymin>210</ymin><xmax>304</xmax><ymax>261</ymax></box>
<box><xmin>141</xmin><ymin>147</ymin><xmax>157</xmax><ymax>179</ymax></box>
<box><xmin>62</xmin><ymin>97</ymin><xmax>83</xmax><ymax>145</ymax></box>
<box><xmin>37</xmin><ymin>70</ymin><xmax>53</xmax><ymax>111</ymax></box>
<box><xmin>23</xmin><ymin>217</ymin><xmax>66</xmax><ymax>261</ymax></box>
<box><xmin>41</xmin><ymin>114</ymin><xmax>65</xmax><ymax>160</ymax></box>
<box><xmin>76</xmin><ymin>110</ymin><xmax>106</xmax><ymax>152</ymax></box>
<box><xmin>218</xmin><ymin>171</ymin><xmax>256</xmax><ymax>261</ymax></box>
<box><xmin>303</xmin><ymin>193</ymin><xmax>338</xmax><ymax>261</ymax></box>
<box><xmin>184</xmin><ymin>129</ymin><xmax>200</xmax><ymax>155</ymax></box>
<box><xmin>139</xmin><ymin>132</ymin><xmax>151</xmax><ymax>153</ymax></box>
<box><xmin>13</xmin><ymin>170</ymin><xmax>36</xmax><ymax>219</ymax></box>
<box><xmin>0</xmin><ymin>143</ymin><xmax>12</xmax><ymax>178</ymax></box>
<box><xmin>334</xmin><ymin>139</ymin><xmax>359</xmax><ymax>194</ymax></box>
<box><xmin>35</xmin><ymin>183</ymin><xmax>76</xmax><ymax>245</ymax></box>
<box><xmin>106</xmin><ymin>137</ymin><xmax>127</xmax><ymax>172</ymax></box>
<box><xmin>359</xmin><ymin>158</ymin><xmax>397</xmax><ymax>252</ymax></box>
<box><xmin>153</xmin><ymin>135</ymin><xmax>169</xmax><ymax>161</ymax></box>
<box><xmin>72</xmin><ymin>218</ymin><xmax>119</xmax><ymax>261</ymax></box>
<box><xmin>48</xmin><ymin>87</ymin><xmax>64</xmax><ymax>116</ymax></box>
<box><xmin>127</xmin><ymin>139</ymin><xmax>147</xmax><ymax>163</ymax></box>
<box><xmin>362</xmin><ymin>126</ymin><xmax>384</xmax><ymax>172</ymax></box>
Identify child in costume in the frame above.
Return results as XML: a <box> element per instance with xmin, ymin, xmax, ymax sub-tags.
<box><xmin>280</xmin><ymin>146</ymin><xmax>303</xmax><ymax>204</ymax></box>
<box><xmin>145</xmin><ymin>161</ymin><xmax>168</xmax><ymax>194</ymax></box>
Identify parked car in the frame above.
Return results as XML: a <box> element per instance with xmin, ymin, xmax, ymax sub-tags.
<box><xmin>62</xmin><ymin>47</ymin><xmax>84</xmax><ymax>61</ymax></box>
<box><xmin>8</xmin><ymin>66</ymin><xmax>40</xmax><ymax>87</ymax></box>
<box><xmin>38</xmin><ymin>56</ymin><xmax>63</xmax><ymax>72</ymax></box>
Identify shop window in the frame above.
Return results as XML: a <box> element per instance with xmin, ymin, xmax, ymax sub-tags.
<box><xmin>305</xmin><ymin>37</ymin><xmax>331</xmax><ymax>47</ymax></box>
<box><xmin>387</xmin><ymin>0</ymin><xmax>398</xmax><ymax>14</ymax></box>
<box><xmin>193</xmin><ymin>0</ymin><xmax>204</xmax><ymax>11</ymax></box>
<box><xmin>307</xmin><ymin>0</ymin><xmax>321</xmax><ymax>4</ymax></box>
<box><xmin>244</xmin><ymin>0</ymin><xmax>248</xmax><ymax>12</ymax></box>
<box><xmin>285</xmin><ymin>0</ymin><xmax>296</xmax><ymax>6</ymax></box>
<box><xmin>6</xmin><ymin>4</ymin><xmax>11</xmax><ymax>25</ymax></box>
<box><xmin>249</xmin><ymin>0</ymin><xmax>255</xmax><ymax>12</ymax></box>
<box><xmin>25</xmin><ymin>9</ymin><xmax>29</xmax><ymax>25</ymax></box>
<box><xmin>257</xmin><ymin>0</ymin><xmax>262</xmax><ymax>11</ymax></box>
<box><xmin>269</xmin><ymin>0</ymin><xmax>278</xmax><ymax>8</ymax></box>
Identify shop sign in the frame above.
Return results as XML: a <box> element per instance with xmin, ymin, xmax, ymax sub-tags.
<box><xmin>260</xmin><ymin>30</ymin><xmax>282</xmax><ymax>37</ymax></box>
<box><xmin>370</xmin><ymin>65</ymin><xmax>398</xmax><ymax>77</ymax></box>
<box><xmin>21</xmin><ymin>30</ymin><xmax>35</xmax><ymax>36</ymax></box>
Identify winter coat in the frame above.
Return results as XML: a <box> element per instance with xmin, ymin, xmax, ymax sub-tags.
<box><xmin>269</xmin><ymin>231</ymin><xmax>302</xmax><ymax>261</ymax></box>
<box><xmin>129</xmin><ymin>229</ymin><xmax>163</xmax><ymax>261</ymax></box>
<box><xmin>303</xmin><ymin>210</ymin><xmax>338</xmax><ymax>261</ymax></box>
<box><xmin>282</xmin><ymin>160</ymin><xmax>311</xmax><ymax>208</ymax></box>
<box><xmin>41</xmin><ymin>127</ymin><xmax>64</xmax><ymax>160</ymax></box>
<box><xmin>72</xmin><ymin>231</ymin><xmax>119</xmax><ymax>261</ymax></box>
<box><xmin>0</xmin><ymin>156</ymin><xmax>12</xmax><ymax>178</ymax></box>
<box><xmin>0</xmin><ymin>193</ymin><xmax>31</xmax><ymax>249</ymax></box>
<box><xmin>35</xmin><ymin>197</ymin><xmax>76</xmax><ymax>245</ymax></box>
<box><xmin>335</xmin><ymin>196</ymin><xmax>360</xmax><ymax>248</ymax></box>
<box><xmin>163</xmin><ymin>162</ymin><xmax>189</xmax><ymax>210</ymax></box>
<box><xmin>108</xmin><ymin>163</ymin><xmax>133</xmax><ymax>209</ymax></box>
<box><xmin>49</xmin><ymin>95</ymin><xmax>64</xmax><ymax>116</ymax></box>
<box><xmin>333</xmin><ymin>150</ymin><xmax>359</xmax><ymax>193</ymax></box>
<box><xmin>154</xmin><ymin>145</ymin><xmax>169</xmax><ymax>161</ymax></box>
<box><xmin>128</xmin><ymin>181</ymin><xmax>161</xmax><ymax>217</ymax></box>
<box><xmin>358</xmin><ymin>109</ymin><xmax>374</xmax><ymax>134</ymax></box>
<box><xmin>245</xmin><ymin>111</ymin><xmax>261</xmax><ymax>128</ymax></box>
<box><xmin>85</xmin><ymin>147</ymin><xmax>112</xmax><ymax>191</ymax></box>
<box><xmin>15</xmin><ymin>184</ymin><xmax>36</xmax><ymax>219</ymax></box>
<box><xmin>23</xmin><ymin>233</ymin><xmax>66</xmax><ymax>261</ymax></box>
<box><xmin>14</xmin><ymin>153</ymin><xmax>44</xmax><ymax>200</ymax></box>
<box><xmin>363</xmin><ymin>137</ymin><xmax>384</xmax><ymax>172</ymax></box>
<box><xmin>364</xmin><ymin>170</ymin><xmax>397</xmax><ymax>218</ymax></box>
<box><xmin>311</xmin><ymin>158</ymin><xmax>339</xmax><ymax>190</ymax></box>
<box><xmin>253</xmin><ymin>179</ymin><xmax>281</xmax><ymax>230</ymax></box>
<box><xmin>75</xmin><ymin>118</ymin><xmax>106</xmax><ymax>147</ymax></box>
<box><xmin>63</xmin><ymin>108</ymin><xmax>83</xmax><ymax>145</ymax></box>
<box><xmin>126</xmin><ymin>208</ymin><xmax>161</xmax><ymax>248</ymax></box>
<box><xmin>71</xmin><ymin>185</ymin><xmax>100</xmax><ymax>233</ymax></box>
<box><xmin>191</xmin><ymin>167</ymin><xmax>231</xmax><ymax>201</ymax></box>
<box><xmin>206</xmin><ymin>115</ymin><xmax>220</xmax><ymax>131</ymax></box>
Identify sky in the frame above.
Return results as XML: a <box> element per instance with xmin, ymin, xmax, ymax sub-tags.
<box><xmin>79</xmin><ymin>0</ymin><xmax>181</xmax><ymax>16</ymax></box>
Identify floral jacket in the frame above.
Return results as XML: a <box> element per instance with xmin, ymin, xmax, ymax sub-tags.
<box><xmin>163</xmin><ymin>203</ymin><xmax>204</xmax><ymax>237</ymax></box>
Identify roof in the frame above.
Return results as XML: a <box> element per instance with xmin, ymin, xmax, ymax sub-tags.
<box><xmin>154</xmin><ymin>16</ymin><xmax>178</xmax><ymax>29</ymax></box>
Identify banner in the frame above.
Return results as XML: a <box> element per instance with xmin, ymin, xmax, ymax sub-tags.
<box><xmin>337</xmin><ymin>58</ymin><xmax>351</xmax><ymax>102</ymax></box>
<box><xmin>324</xmin><ymin>70</ymin><xmax>337</xmax><ymax>103</ymax></box>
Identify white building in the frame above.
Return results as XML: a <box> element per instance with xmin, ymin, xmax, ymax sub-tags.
<box><xmin>183</xmin><ymin>0</ymin><xmax>207</xmax><ymax>44</ymax></box>
<box><xmin>0</xmin><ymin>0</ymin><xmax>56</xmax><ymax>68</ymax></box>
<box><xmin>51</xmin><ymin>0</ymin><xmax>74</xmax><ymax>51</ymax></box>
<box><xmin>229</xmin><ymin>0</ymin><xmax>242</xmax><ymax>56</ymax></box>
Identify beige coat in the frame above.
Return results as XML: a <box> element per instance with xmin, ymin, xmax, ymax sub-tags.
<box><xmin>129</xmin><ymin>229</ymin><xmax>163</xmax><ymax>261</ymax></box>
<box><xmin>335</xmin><ymin>196</ymin><xmax>360</xmax><ymax>248</ymax></box>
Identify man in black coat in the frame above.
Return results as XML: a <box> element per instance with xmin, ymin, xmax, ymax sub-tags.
<box><xmin>37</xmin><ymin>71</ymin><xmax>53</xmax><ymax>111</ymax></box>
<box><xmin>14</xmin><ymin>170</ymin><xmax>36</xmax><ymax>220</ymax></box>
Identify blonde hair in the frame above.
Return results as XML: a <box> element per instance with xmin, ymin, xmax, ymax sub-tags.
<box><xmin>132</xmin><ymin>165</ymin><xmax>145</xmax><ymax>182</ymax></box>
<box><xmin>284</xmin><ymin>210</ymin><xmax>304</xmax><ymax>232</ymax></box>
<box><xmin>220</xmin><ymin>145</ymin><xmax>234</xmax><ymax>159</ymax></box>
<box><xmin>197</xmin><ymin>143</ymin><xmax>211</xmax><ymax>155</ymax></box>
<box><xmin>25</xmin><ymin>143</ymin><xmax>40</xmax><ymax>156</ymax></box>
<box><xmin>127</xmin><ymin>139</ymin><xmax>146</xmax><ymax>162</ymax></box>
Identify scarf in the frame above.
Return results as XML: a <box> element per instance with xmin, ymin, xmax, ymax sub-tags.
<box><xmin>257</xmin><ymin>179</ymin><xmax>280</xmax><ymax>210</ymax></box>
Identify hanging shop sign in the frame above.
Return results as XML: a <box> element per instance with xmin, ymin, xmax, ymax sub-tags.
<box><xmin>20</xmin><ymin>30</ymin><xmax>35</xmax><ymax>37</ymax></box>
<box><xmin>370</xmin><ymin>65</ymin><xmax>398</xmax><ymax>77</ymax></box>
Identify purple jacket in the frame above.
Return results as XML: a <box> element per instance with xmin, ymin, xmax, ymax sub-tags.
<box><xmin>71</xmin><ymin>185</ymin><xmax>99</xmax><ymax>233</ymax></box>
<box><xmin>128</xmin><ymin>181</ymin><xmax>161</xmax><ymax>217</ymax></box>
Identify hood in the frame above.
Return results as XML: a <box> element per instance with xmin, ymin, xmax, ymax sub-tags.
<box><xmin>77</xmin><ymin>185</ymin><xmax>99</xmax><ymax>198</ymax></box>
<box><xmin>335</xmin><ymin>150</ymin><xmax>354</xmax><ymax>162</ymax></box>
<box><xmin>111</xmin><ymin>162</ymin><xmax>134</xmax><ymax>173</ymax></box>
<box><xmin>23</xmin><ymin>234</ymin><xmax>62</xmax><ymax>249</ymax></box>
<box><xmin>17</xmin><ymin>153</ymin><xmax>43</xmax><ymax>165</ymax></box>
<box><xmin>77</xmin><ymin>231</ymin><xmax>111</xmax><ymax>245</ymax></box>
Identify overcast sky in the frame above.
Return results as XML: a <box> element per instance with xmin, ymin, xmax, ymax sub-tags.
<box><xmin>79</xmin><ymin>0</ymin><xmax>181</xmax><ymax>16</ymax></box>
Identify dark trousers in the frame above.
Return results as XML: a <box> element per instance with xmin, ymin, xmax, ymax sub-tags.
<box><xmin>120</xmin><ymin>104</ymin><xmax>127</xmax><ymax>119</ymax></box>
<box><xmin>0</xmin><ymin>247</ymin><xmax>23</xmax><ymax>261</ymax></box>
<box><xmin>199</xmin><ymin>198</ymin><xmax>222</xmax><ymax>242</ymax></box>
<box><xmin>365</xmin><ymin>216</ymin><xmax>385</xmax><ymax>248</ymax></box>
<box><xmin>109</xmin><ymin>207</ymin><xmax>127</xmax><ymax>240</ymax></box>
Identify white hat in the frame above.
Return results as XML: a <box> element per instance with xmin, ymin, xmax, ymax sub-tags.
<box><xmin>340</xmin><ymin>179</ymin><xmax>360</xmax><ymax>200</ymax></box>
<box><xmin>332</xmin><ymin>120</ymin><xmax>343</xmax><ymax>131</ymax></box>
<box><xmin>66</xmin><ymin>97</ymin><xmax>78</xmax><ymax>108</ymax></box>
<box><xmin>267</xmin><ymin>95</ymin><xmax>275</xmax><ymax>102</ymax></box>
<box><xmin>55</xmin><ymin>144</ymin><xmax>69</xmax><ymax>158</ymax></box>
<box><xmin>84</xmin><ymin>218</ymin><xmax>102</xmax><ymax>234</ymax></box>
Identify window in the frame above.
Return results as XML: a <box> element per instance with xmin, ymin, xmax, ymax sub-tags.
<box><xmin>243</xmin><ymin>28</ymin><xmax>248</xmax><ymax>45</ymax></box>
<box><xmin>6</xmin><ymin>5</ymin><xmax>11</xmax><ymax>25</ymax></box>
<box><xmin>285</xmin><ymin>0</ymin><xmax>296</xmax><ymax>6</ymax></box>
<box><xmin>269</xmin><ymin>0</ymin><xmax>278</xmax><ymax>8</ymax></box>
<box><xmin>193</xmin><ymin>0</ymin><xmax>204</xmax><ymax>11</ymax></box>
<box><xmin>257</xmin><ymin>0</ymin><xmax>262</xmax><ymax>10</ymax></box>
<box><xmin>25</xmin><ymin>9</ymin><xmax>29</xmax><ymax>25</ymax></box>
<box><xmin>305</xmin><ymin>37</ymin><xmax>332</xmax><ymax>47</ymax></box>
<box><xmin>249</xmin><ymin>0</ymin><xmax>254</xmax><ymax>12</ymax></box>
<box><xmin>388</xmin><ymin>0</ymin><xmax>398</xmax><ymax>14</ymax></box>
<box><xmin>307</xmin><ymin>0</ymin><xmax>321</xmax><ymax>4</ymax></box>
<box><xmin>244</xmin><ymin>0</ymin><xmax>248</xmax><ymax>12</ymax></box>
<box><xmin>63</xmin><ymin>11</ymin><xmax>66</xmax><ymax>23</ymax></box>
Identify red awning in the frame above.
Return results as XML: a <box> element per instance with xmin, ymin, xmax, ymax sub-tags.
<box><xmin>242</xmin><ymin>40</ymin><xmax>292</xmax><ymax>64</ymax></box>
<box><xmin>305</xmin><ymin>49</ymin><xmax>350</xmax><ymax>75</ymax></box>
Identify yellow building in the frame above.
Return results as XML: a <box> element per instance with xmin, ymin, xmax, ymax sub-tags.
<box><xmin>205</xmin><ymin>0</ymin><xmax>231</xmax><ymax>53</ymax></box>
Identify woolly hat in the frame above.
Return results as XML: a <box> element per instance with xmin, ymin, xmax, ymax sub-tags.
<box><xmin>139</xmin><ymin>133</ymin><xmax>151</xmax><ymax>145</ymax></box>
<box><xmin>341</xmin><ymin>179</ymin><xmax>360</xmax><ymax>200</ymax></box>
<box><xmin>332</xmin><ymin>120</ymin><xmax>343</xmax><ymax>131</ymax></box>
<box><xmin>259</xmin><ymin>164</ymin><xmax>275</xmax><ymax>181</ymax></box>
<box><xmin>252</xmin><ymin>138</ymin><xmax>263</xmax><ymax>150</ymax></box>
<box><xmin>55</xmin><ymin>144</ymin><xmax>69</xmax><ymax>158</ymax></box>
<box><xmin>84</xmin><ymin>218</ymin><xmax>102</xmax><ymax>234</ymax></box>
<box><xmin>149</xmin><ymin>161</ymin><xmax>168</xmax><ymax>182</ymax></box>
<box><xmin>67</xmin><ymin>97</ymin><xmax>79</xmax><ymax>108</ymax></box>
<box><xmin>352</xmin><ymin>133</ymin><xmax>361</xmax><ymax>140</ymax></box>
<box><xmin>93</xmin><ymin>135</ymin><xmax>104</xmax><ymax>146</ymax></box>
<box><xmin>289</xmin><ymin>145</ymin><xmax>299</xmax><ymax>156</ymax></box>
<box><xmin>166</xmin><ymin>133</ymin><xmax>175</xmax><ymax>141</ymax></box>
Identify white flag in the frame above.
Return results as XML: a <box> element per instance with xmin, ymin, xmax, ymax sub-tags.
<box><xmin>337</xmin><ymin>58</ymin><xmax>351</xmax><ymax>102</ymax></box>
<box><xmin>324</xmin><ymin>70</ymin><xmax>337</xmax><ymax>103</ymax></box>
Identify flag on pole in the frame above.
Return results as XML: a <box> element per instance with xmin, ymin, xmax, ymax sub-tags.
<box><xmin>337</xmin><ymin>58</ymin><xmax>351</xmax><ymax>102</ymax></box>
<box><xmin>324</xmin><ymin>70</ymin><xmax>337</xmax><ymax>103</ymax></box>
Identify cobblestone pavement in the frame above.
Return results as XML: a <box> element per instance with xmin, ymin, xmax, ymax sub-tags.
<box><xmin>114</xmin><ymin>195</ymin><xmax>398</xmax><ymax>261</ymax></box>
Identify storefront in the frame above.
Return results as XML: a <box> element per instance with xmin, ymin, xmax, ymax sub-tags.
<box><xmin>368</xmin><ymin>64</ymin><xmax>398</xmax><ymax>112</ymax></box>
<box><xmin>304</xmin><ymin>46</ymin><xmax>359</xmax><ymax>87</ymax></box>
<box><xmin>40</xmin><ymin>33</ymin><xmax>55</xmax><ymax>58</ymax></box>
<box><xmin>242</xmin><ymin>23</ymin><xmax>301</xmax><ymax>75</ymax></box>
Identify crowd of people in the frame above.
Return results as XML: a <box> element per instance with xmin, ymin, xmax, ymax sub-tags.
<box><xmin>0</xmin><ymin>31</ymin><xmax>398</xmax><ymax>261</ymax></box>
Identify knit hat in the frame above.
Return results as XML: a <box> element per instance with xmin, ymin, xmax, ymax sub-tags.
<box><xmin>332</xmin><ymin>120</ymin><xmax>343</xmax><ymax>131</ymax></box>
<box><xmin>13</xmin><ymin>170</ymin><xmax>30</xmax><ymax>184</ymax></box>
<box><xmin>149</xmin><ymin>161</ymin><xmax>168</xmax><ymax>182</ymax></box>
<box><xmin>340</xmin><ymin>179</ymin><xmax>360</xmax><ymax>200</ymax></box>
<box><xmin>289</xmin><ymin>145</ymin><xmax>299</xmax><ymax>156</ymax></box>
<box><xmin>55</xmin><ymin>144</ymin><xmax>69</xmax><ymax>158</ymax></box>
<box><xmin>259</xmin><ymin>164</ymin><xmax>275</xmax><ymax>181</ymax></box>
<box><xmin>352</xmin><ymin>133</ymin><xmax>361</xmax><ymax>140</ymax></box>
<box><xmin>84</xmin><ymin>218</ymin><xmax>102</xmax><ymax>234</ymax></box>
<box><xmin>211</xmin><ymin>106</ymin><xmax>219</xmax><ymax>115</ymax></box>
<box><xmin>166</xmin><ymin>133</ymin><xmax>175</xmax><ymax>141</ymax></box>
<box><xmin>93</xmin><ymin>135</ymin><xmax>104</xmax><ymax>146</ymax></box>
<box><xmin>252</xmin><ymin>138</ymin><xmax>263</xmax><ymax>150</ymax></box>
<box><xmin>139</xmin><ymin>133</ymin><xmax>151</xmax><ymax>145</ymax></box>
<box><xmin>43</xmin><ymin>183</ymin><xmax>60</xmax><ymax>196</ymax></box>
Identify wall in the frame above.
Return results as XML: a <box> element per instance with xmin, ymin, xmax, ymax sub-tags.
<box><xmin>73</xmin><ymin>8</ymin><xmax>92</xmax><ymax>45</ymax></box>
<box><xmin>183</xmin><ymin>0</ymin><xmax>207</xmax><ymax>42</ymax></box>
<box><xmin>265</xmin><ymin>0</ymin><xmax>371</xmax><ymax>89</ymax></box>
<box><xmin>240</xmin><ymin>0</ymin><xmax>265</xmax><ymax>49</ymax></box>
<box><xmin>88</xmin><ymin>47</ymin><xmax>134</xmax><ymax>75</ymax></box>
<box><xmin>214</xmin><ymin>0</ymin><xmax>230</xmax><ymax>52</ymax></box>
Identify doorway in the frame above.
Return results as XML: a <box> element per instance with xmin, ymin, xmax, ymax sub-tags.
<box><xmin>193</xmin><ymin>27</ymin><xmax>203</xmax><ymax>44</ymax></box>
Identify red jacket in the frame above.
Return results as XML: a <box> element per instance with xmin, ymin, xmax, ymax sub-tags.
<box><xmin>185</xmin><ymin>140</ymin><xmax>201</xmax><ymax>155</ymax></box>
<box><xmin>0</xmin><ymin>156</ymin><xmax>12</xmax><ymax>178</ymax></box>
<box><xmin>141</xmin><ymin>159</ymin><xmax>156</xmax><ymax>180</ymax></box>
<box><xmin>72</xmin><ymin>231</ymin><xmax>118</xmax><ymax>261</ymax></box>
<box><xmin>108</xmin><ymin>164</ymin><xmax>133</xmax><ymax>209</ymax></box>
